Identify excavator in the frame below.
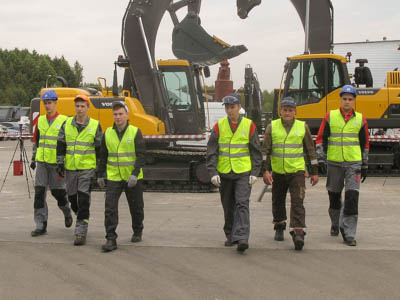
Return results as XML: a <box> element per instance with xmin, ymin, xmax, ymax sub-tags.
<box><xmin>269</xmin><ymin>0</ymin><xmax>400</xmax><ymax>175</ymax></box>
<box><xmin>30</xmin><ymin>0</ymin><xmax>262</xmax><ymax>192</ymax></box>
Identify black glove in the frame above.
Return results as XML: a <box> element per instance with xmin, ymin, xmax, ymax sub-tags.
<box><xmin>56</xmin><ymin>163</ymin><xmax>65</xmax><ymax>178</ymax></box>
<box><xmin>30</xmin><ymin>161</ymin><xmax>36</xmax><ymax>170</ymax></box>
<box><xmin>318</xmin><ymin>161</ymin><xmax>327</xmax><ymax>175</ymax></box>
<box><xmin>361</xmin><ymin>168</ymin><xmax>367</xmax><ymax>183</ymax></box>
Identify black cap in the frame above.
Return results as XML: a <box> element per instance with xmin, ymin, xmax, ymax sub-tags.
<box><xmin>222</xmin><ymin>94</ymin><xmax>241</xmax><ymax>105</ymax></box>
<box><xmin>280</xmin><ymin>97</ymin><xmax>296</xmax><ymax>107</ymax></box>
<box><xmin>112</xmin><ymin>101</ymin><xmax>129</xmax><ymax>112</ymax></box>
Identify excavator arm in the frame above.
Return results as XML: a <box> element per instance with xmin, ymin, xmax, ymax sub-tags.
<box><xmin>121</xmin><ymin>0</ymin><xmax>260</xmax><ymax>133</ymax></box>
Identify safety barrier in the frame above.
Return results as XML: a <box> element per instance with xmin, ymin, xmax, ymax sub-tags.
<box><xmin>0</xmin><ymin>133</ymin><xmax>399</xmax><ymax>143</ymax></box>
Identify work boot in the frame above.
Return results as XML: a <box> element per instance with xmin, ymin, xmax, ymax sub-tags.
<box><xmin>236</xmin><ymin>240</ymin><xmax>249</xmax><ymax>253</ymax></box>
<box><xmin>74</xmin><ymin>234</ymin><xmax>86</xmax><ymax>246</ymax></box>
<box><xmin>274</xmin><ymin>222</ymin><xmax>286</xmax><ymax>241</ymax></box>
<box><xmin>31</xmin><ymin>221</ymin><xmax>47</xmax><ymax>237</ymax></box>
<box><xmin>65</xmin><ymin>216</ymin><xmax>73</xmax><ymax>228</ymax></box>
<box><xmin>290</xmin><ymin>229</ymin><xmax>305</xmax><ymax>251</ymax></box>
<box><xmin>224</xmin><ymin>239</ymin><xmax>234</xmax><ymax>247</ymax></box>
<box><xmin>330</xmin><ymin>225</ymin><xmax>339</xmax><ymax>236</ymax></box>
<box><xmin>102</xmin><ymin>240</ymin><xmax>117</xmax><ymax>252</ymax></box>
<box><xmin>59</xmin><ymin>205</ymin><xmax>73</xmax><ymax>228</ymax></box>
<box><xmin>131</xmin><ymin>234</ymin><xmax>142</xmax><ymax>243</ymax></box>
<box><xmin>344</xmin><ymin>237</ymin><xmax>357</xmax><ymax>246</ymax></box>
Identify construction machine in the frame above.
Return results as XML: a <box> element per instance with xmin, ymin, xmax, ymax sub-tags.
<box><xmin>31</xmin><ymin>0</ymin><xmax>261</xmax><ymax>192</ymax></box>
<box><xmin>269</xmin><ymin>0</ymin><xmax>400</xmax><ymax>175</ymax></box>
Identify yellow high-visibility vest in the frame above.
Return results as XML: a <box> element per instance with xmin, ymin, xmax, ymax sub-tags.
<box><xmin>327</xmin><ymin>109</ymin><xmax>362</xmax><ymax>162</ymax></box>
<box><xmin>271</xmin><ymin>118</ymin><xmax>305</xmax><ymax>174</ymax></box>
<box><xmin>65</xmin><ymin>117</ymin><xmax>99</xmax><ymax>170</ymax></box>
<box><xmin>36</xmin><ymin>114</ymin><xmax>67</xmax><ymax>164</ymax></box>
<box><xmin>105</xmin><ymin>125</ymin><xmax>143</xmax><ymax>181</ymax></box>
<box><xmin>217</xmin><ymin>117</ymin><xmax>252</xmax><ymax>174</ymax></box>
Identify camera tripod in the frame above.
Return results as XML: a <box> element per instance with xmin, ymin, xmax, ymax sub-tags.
<box><xmin>0</xmin><ymin>126</ymin><xmax>34</xmax><ymax>198</ymax></box>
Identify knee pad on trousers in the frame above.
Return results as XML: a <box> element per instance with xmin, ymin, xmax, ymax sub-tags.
<box><xmin>77</xmin><ymin>191</ymin><xmax>90</xmax><ymax>220</ymax></box>
<box><xmin>344</xmin><ymin>190</ymin><xmax>359</xmax><ymax>215</ymax></box>
<box><xmin>69</xmin><ymin>194</ymin><xmax>78</xmax><ymax>214</ymax></box>
<box><xmin>51</xmin><ymin>189</ymin><xmax>67</xmax><ymax>207</ymax></box>
<box><xmin>328</xmin><ymin>191</ymin><xmax>341</xmax><ymax>209</ymax></box>
<box><xmin>34</xmin><ymin>186</ymin><xmax>46</xmax><ymax>209</ymax></box>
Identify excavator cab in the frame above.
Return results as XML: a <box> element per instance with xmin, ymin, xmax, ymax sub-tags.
<box><xmin>279</xmin><ymin>54</ymin><xmax>350</xmax><ymax>129</ymax></box>
<box><xmin>158</xmin><ymin>60</ymin><xmax>206</xmax><ymax>134</ymax></box>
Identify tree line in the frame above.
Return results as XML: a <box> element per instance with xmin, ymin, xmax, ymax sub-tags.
<box><xmin>0</xmin><ymin>48</ymin><xmax>83</xmax><ymax>106</ymax></box>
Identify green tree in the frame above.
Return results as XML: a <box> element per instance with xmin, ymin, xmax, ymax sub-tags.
<box><xmin>0</xmin><ymin>48</ymin><xmax>84</xmax><ymax>106</ymax></box>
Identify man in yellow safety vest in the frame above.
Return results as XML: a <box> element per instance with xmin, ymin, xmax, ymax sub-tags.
<box><xmin>263</xmin><ymin>97</ymin><xmax>319</xmax><ymax>251</ymax></box>
<box><xmin>30</xmin><ymin>89</ymin><xmax>72</xmax><ymax>236</ymax></box>
<box><xmin>316</xmin><ymin>85</ymin><xmax>369</xmax><ymax>246</ymax></box>
<box><xmin>206</xmin><ymin>94</ymin><xmax>262</xmax><ymax>253</ymax></box>
<box><xmin>97</xmin><ymin>101</ymin><xmax>146</xmax><ymax>252</ymax></box>
<box><xmin>57</xmin><ymin>94</ymin><xmax>102</xmax><ymax>246</ymax></box>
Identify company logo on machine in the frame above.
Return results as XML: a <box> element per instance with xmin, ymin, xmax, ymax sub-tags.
<box><xmin>356</xmin><ymin>88</ymin><xmax>379</xmax><ymax>96</ymax></box>
<box><xmin>100</xmin><ymin>101</ymin><xmax>113</xmax><ymax>108</ymax></box>
<box><xmin>89</xmin><ymin>98</ymin><xmax>126</xmax><ymax>109</ymax></box>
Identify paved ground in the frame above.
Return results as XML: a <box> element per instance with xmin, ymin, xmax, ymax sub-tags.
<box><xmin>1</xmin><ymin>140</ymin><xmax>400</xmax><ymax>299</ymax></box>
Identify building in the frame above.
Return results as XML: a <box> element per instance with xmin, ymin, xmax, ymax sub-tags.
<box><xmin>334</xmin><ymin>39</ymin><xmax>400</xmax><ymax>87</ymax></box>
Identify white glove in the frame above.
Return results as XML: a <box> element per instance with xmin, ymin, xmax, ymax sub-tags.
<box><xmin>127</xmin><ymin>175</ymin><xmax>138</xmax><ymax>188</ymax></box>
<box><xmin>97</xmin><ymin>177</ymin><xmax>106</xmax><ymax>189</ymax></box>
<box><xmin>249</xmin><ymin>175</ymin><xmax>257</xmax><ymax>185</ymax></box>
<box><xmin>211</xmin><ymin>175</ymin><xmax>221</xmax><ymax>187</ymax></box>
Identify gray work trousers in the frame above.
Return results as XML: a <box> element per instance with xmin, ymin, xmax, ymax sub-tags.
<box><xmin>104</xmin><ymin>180</ymin><xmax>144</xmax><ymax>241</ymax></box>
<box><xmin>33</xmin><ymin>162</ymin><xmax>67</xmax><ymax>229</ymax></box>
<box><xmin>66</xmin><ymin>169</ymin><xmax>95</xmax><ymax>237</ymax></box>
<box><xmin>219</xmin><ymin>175</ymin><xmax>251</xmax><ymax>243</ymax></box>
<box><xmin>326</xmin><ymin>161</ymin><xmax>361</xmax><ymax>239</ymax></box>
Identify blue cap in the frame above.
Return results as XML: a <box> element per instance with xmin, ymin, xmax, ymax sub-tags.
<box><xmin>340</xmin><ymin>85</ymin><xmax>357</xmax><ymax>97</ymax></box>
<box><xmin>222</xmin><ymin>94</ymin><xmax>241</xmax><ymax>105</ymax></box>
<box><xmin>280</xmin><ymin>96</ymin><xmax>296</xmax><ymax>107</ymax></box>
<box><xmin>41</xmin><ymin>89</ymin><xmax>58</xmax><ymax>101</ymax></box>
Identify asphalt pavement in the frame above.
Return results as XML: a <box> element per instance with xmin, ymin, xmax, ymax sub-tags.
<box><xmin>1</xmin><ymin>140</ymin><xmax>400</xmax><ymax>299</ymax></box>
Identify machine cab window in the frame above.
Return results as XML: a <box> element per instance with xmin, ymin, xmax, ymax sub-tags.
<box><xmin>285</xmin><ymin>59</ymin><xmax>326</xmax><ymax>106</ymax></box>
<box><xmin>163</xmin><ymin>71</ymin><xmax>192</xmax><ymax>111</ymax></box>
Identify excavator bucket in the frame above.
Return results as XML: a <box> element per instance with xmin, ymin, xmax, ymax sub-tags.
<box><xmin>237</xmin><ymin>0</ymin><xmax>262</xmax><ymax>19</ymax></box>
<box><xmin>172</xmin><ymin>13</ymin><xmax>247</xmax><ymax>66</ymax></box>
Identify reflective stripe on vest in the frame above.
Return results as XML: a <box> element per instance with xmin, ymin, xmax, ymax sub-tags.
<box><xmin>217</xmin><ymin>117</ymin><xmax>252</xmax><ymax>174</ymax></box>
<box><xmin>105</xmin><ymin>125</ymin><xmax>143</xmax><ymax>181</ymax></box>
<box><xmin>35</xmin><ymin>114</ymin><xmax>67</xmax><ymax>164</ymax></box>
<box><xmin>271</xmin><ymin>118</ymin><xmax>305</xmax><ymax>174</ymax></box>
<box><xmin>327</xmin><ymin>109</ymin><xmax>362</xmax><ymax>162</ymax></box>
<box><xmin>65</xmin><ymin>117</ymin><xmax>99</xmax><ymax>170</ymax></box>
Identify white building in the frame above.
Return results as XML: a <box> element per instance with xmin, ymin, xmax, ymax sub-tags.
<box><xmin>334</xmin><ymin>39</ymin><xmax>400</xmax><ymax>87</ymax></box>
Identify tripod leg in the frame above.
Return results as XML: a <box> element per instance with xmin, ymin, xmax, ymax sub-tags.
<box><xmin>22</xmin><ymin>146</ymin><xmax>34</xmax><ymax>181</ymax></box>
<box><xmin>0</xmin><ymin>141</ymin><xmax>19</xmax><ymax>193</ymax></box>
<box><xmin>22</xmin><ymin>150</ymin><xmax>31</xmax><ymax>198</ymax></box>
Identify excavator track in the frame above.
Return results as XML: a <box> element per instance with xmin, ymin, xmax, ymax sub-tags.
<box><xmin>142</xmin><ymin>147</ymin><xmax>217</xmax><ymax>193</ymax></box>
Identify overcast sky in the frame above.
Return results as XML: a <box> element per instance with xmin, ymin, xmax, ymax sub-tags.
<box><xmin>1</xmin><ymin>0</ymin><xmax>399</xmax><ymax>91</ymax></box>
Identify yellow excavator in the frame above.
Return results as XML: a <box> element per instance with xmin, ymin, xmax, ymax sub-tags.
<box><xmin>271</xmin><ymin>0</ymin><xmax>400</xmax><ymax>174</ymax></box>
<box><xmin>31</xmin><ymin>0</ymin><xmax>261</xmax><ymax>192</ymax></box>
